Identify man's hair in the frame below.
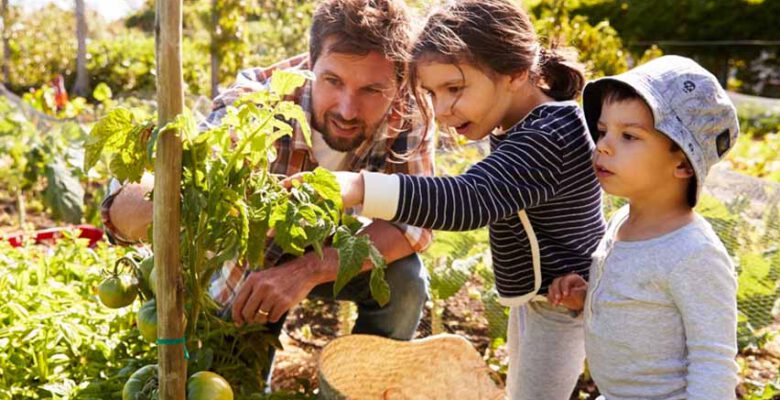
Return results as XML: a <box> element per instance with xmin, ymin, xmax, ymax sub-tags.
<box><xmin>599</xmin><ymin>80</ymin><xmax>697</xmax><ymax>206</ymax></box>
<box><xmin>309</xmin><ymin>0</ymin><xmax>414</xmax><ymax>84</ymax></box>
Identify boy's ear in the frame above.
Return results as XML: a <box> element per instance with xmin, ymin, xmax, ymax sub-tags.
<box><xmin>674</xmin><ymin>159</ymin><xmax>695</xmax><ymax>179</ymax></box>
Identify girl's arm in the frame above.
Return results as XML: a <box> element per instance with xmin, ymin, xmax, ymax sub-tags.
<box><xmin>669</xmin><ymin>244</ymin><xmax>739</xmax><ymax>399</ymax></box>
<box><xmin>352</xmin><ymin>131</ymin><xmax>565</xmax><ymax>231</ymax></box>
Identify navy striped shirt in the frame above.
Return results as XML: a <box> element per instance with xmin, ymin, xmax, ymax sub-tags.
<box><xmin>392</xmin><ymin>102</ymin><xmax>606</xmax><ymax>301</ymax></box>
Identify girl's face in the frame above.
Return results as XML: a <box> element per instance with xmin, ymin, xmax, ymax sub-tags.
<box><xmin>417</xmin><ymin>61</ymin><xmax>515</xmax><ymax>141</ymax></box>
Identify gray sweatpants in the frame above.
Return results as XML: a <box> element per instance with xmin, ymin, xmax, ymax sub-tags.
<box><xmin>506</xmin><ymin>299</ymin><xmax>585</xmax><ymax>400</ymax></box>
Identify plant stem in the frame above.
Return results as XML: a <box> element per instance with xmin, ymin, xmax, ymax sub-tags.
<box><xmin>16</xmin><ymin>187</ymin><xmax>25</xmax><ymax>228</ymax></box>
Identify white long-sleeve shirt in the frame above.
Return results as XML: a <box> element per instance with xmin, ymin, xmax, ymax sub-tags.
<box><xmin>585</xmin><ymin>206</ymin><xmax>738</xmax><ymax>399</ymax></box>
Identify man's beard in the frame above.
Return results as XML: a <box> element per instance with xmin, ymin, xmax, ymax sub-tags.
<box><xmin>316</xmin><ymin>112</ymin><xmax>371</xmax><ymax>152</ymax></box>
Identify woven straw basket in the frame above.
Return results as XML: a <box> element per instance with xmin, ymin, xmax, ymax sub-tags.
<box><xmin>317</xmin><ymin>334</ymin><xmax>505</xmax><ymax>400</ymax></box>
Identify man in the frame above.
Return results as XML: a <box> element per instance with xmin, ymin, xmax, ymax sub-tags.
<box><xmin>103</xmin><ymin>0</ymin><xmax>433</xmax><ymax>350</ymax></box>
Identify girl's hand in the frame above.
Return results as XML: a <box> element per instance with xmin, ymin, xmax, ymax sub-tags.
<box><xmin>333</xmin><ymin>171</ymin><xmax>365</xmax><ymax>208</ymax></box>
<box><xmin>282</xmin><ymin>171</ymin><xmax>365</xmax><ymax>209</ymax></box>
<box><xmin>547</xmin><ymin>273</ymin><xmax>587</xmax><ymax>311</ymax></box>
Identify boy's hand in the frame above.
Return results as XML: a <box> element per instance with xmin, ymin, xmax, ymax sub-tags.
<box><xmin>282</xmin><ymin>171</ymin><xmax>365</xmax><ymax>209</ymax></box>
<box><xmin>547</xmin><ymin>273</ymin><xmax>587</xmax><ymax>312</ymax></box>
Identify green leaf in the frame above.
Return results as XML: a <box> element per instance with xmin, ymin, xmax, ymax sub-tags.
<box><xmin>92</xmin><ymin>83</ymin><xmax>113</xmax><ymax>103</ymax></box>
<box><xmin>246</xmin><ymin>193</ymin><xmax>275</xmax><ymax>270</ymax></box>
<box><xmin>341</xmin><ymin>214</ymin><xmax>364</xmax><ymax>234</ymax></box>
<box><xmin>482</xmin><ymin>291</ymin><xmax>509</xmax><ymax>340</ymax></box>
<box><xmin>43</xmin><ymin>161</ymin><xmax>84</xmax><ymax>224</ymax></box>
<box><xmin>737</xmin><ymin>252</ymin><xmax>777</xmax><ymax>329</ymax></box>
<box><xmin>332</xmin><ymin>227</ymin><xmax>370</xmax><ymax>296</ymax></box>
<box><xmin>270</xmin><ymin>202</ymin><xmax>307</xmax><ymax>256</ymax></box>
<box><xmin>83</xmin><ymin>108</ymin><xmax>135</xmax><ymax>172</ymax></box>
<box><xmin>270</xmin><ymin>70</ymin><xmax>310</xmax><ymax>97</ymax></box>
<box><xmin>430</xmin><ymin>256</ymin><xmax>476</xmax><ymax>300</ymax></box>
<box><xmin>738</xmin><ymin>253</ymin><xmax>775</xmax><ymax>298</ymax></box>
<box><xmin>108</xmin><ymin>122</ymin><xmax>152</xmax><ymax>182</ymax></box>
<box><xmin>304</xmin><ymin>167</ymin><xmax>342</xmax><ymax>221</ymax></box>
<box><xmin>368</xmin><ymin>247</ymin><xmax>390</xmax><ymax>306</ymax></box>
<box><xmin>160</xmin><ymin>110</ymin><xmax>197</xmax><ymax>142</ymax></box>
<box><xmin>276</xmin><ymin>101</ymin><xmax>311</xmax><ymax>147</ymax></box>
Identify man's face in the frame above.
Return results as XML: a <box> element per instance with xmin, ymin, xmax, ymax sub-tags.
<box><xmin>311</xmin><ymin>37</ymin><xmax>399</xmax><ymax>152</ymax></box>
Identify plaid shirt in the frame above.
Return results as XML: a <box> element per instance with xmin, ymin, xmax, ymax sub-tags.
<box><xmin>102</xmin><ymin>54</ymin><xmax>435</xmax><ymax>307</ymax></box>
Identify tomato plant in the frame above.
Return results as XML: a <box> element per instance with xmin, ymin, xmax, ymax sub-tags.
<box><xmin>83</xmin><ymin>70</ymin><xmax>389</xmax><ymax>394</ymax></box>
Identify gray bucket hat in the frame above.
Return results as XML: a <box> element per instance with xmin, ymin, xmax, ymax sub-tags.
<box><xmin>582</xmin><ymin>55</ymin><xmax>740</xmax><ymax>206</ymax></box>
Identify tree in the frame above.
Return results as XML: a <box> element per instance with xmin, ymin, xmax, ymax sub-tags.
<box><xmin>206</xmin><ymin>0</ymin><xmax>257</xmax><ymax>98</ymax></box>
<box><xmin>566</xmin><ymin>0</ymin><xmax>780</xmax><ymax>92</ymax></box>
<box><xmin>210</xmin><ymin>0</ymin><xmax>219</xmax><ymax>97</ymax></box>
<box><xmin>1</xmin><ymin>0</ymin><xmax>9</xmax><ymax>84</ymax></box>
<box><xmin>73</xmin><ymin>0</ymin><xmax>89</xmax><ymax>97</ymax></box>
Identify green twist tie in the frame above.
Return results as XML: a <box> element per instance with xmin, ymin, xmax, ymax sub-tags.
<box><xmin>156</xmin><ymin>337</ymin><xmax>190</xmax><ymax>360</ymax></box>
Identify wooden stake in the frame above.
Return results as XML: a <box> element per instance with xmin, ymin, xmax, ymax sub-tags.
<box><xmin>155</xmin><ymin>0</ymin><xmax>185</xmax><ymax>398</ymax></box>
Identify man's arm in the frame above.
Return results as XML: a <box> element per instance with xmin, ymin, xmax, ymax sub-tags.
<box><xmin>231</xmin><ymin>219</ymin><xmax>413</xmax><ymax>325</ymax></box>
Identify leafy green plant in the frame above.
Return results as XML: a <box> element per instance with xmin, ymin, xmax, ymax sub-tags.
<box><xmin>698</xmin><ymin>194</ymin><xmax>780</xmax><ymax>351</ymax></box>
<box><xmin>741</xmin><ymin>378</ymin><xmax>780</xmax><ymax>400</ymax></box>
<box><xmin>21</xmin><ymin>85</ymin><xmax>88</xmax><ymax>120</ymax></box>
<box><xmin>83</xmin><ymin>70</ymin><xmax>389</xmax><ymax>395</ymax></box>
<box><xmin>0</xmin><ymin>96</ymin><xmax>91</xmax><ymax>226</ymax></box>
<box><xmin>0</xmin><ymin>236</ymin><xmax>155</xmax><ymax>399</ymax></box>
<box><xmin>726</xmin><ymin>133</ymin><xmax>780</xmax><ymax>182</ymax></box>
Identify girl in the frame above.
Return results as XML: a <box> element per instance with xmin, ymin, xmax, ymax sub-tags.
<box><xmin>316</xmin><ymin>1</ymin><xmax>605</xmax><ymax>398</ymax></box>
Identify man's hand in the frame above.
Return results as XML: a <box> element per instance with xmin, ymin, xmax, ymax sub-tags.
<box><xmin>109</xmin><ymin>173</ymin><xmax>154</xmax><ymax>242</ymax></box>
<box><xmin>231</xmin><ymin>248</ymin><xmax>336</xmax><ymax>326</ymax></box>
<box><xmin>547</xmin><ymin>273</ymin><xmax>587</xmax><ymax>312</ymax></box>
<box><xmin>283</xmin><ymin>170</ymin><xmax>365</xmax><ymax>209</ymax></box>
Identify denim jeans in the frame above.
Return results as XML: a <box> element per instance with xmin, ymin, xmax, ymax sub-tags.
<box><xmin>263</xmin><ymin>253</ymin><xmax>429</xmax><ymax>387</ymax></box>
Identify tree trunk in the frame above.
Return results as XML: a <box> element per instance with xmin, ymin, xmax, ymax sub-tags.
<box><xmin>155</xmin><ymin>0</ymin><xmax>186</xmax><ymax>398</ymax></box>
<box><xmin>73</xmin><ymin>0</ymin><xmax>90</xmax><ymax>97</ymax></box>
<box><xmin>2</xmin><ymin>0</ymin><xmax>10</xmax><ymax>84</ymax></box>
<box><xmin>210</xmin><ymin>0</ymin><xmax>219</xmax><ymax>98</ymax></box>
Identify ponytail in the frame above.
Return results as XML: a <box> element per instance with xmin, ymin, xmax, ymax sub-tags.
<box><xmin>535</xmin><ymin>46</ymin><xmax>586</xmax><ymax>101</ymax></box>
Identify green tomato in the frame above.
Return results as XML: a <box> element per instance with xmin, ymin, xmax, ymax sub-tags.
<box><xmin>137</xmin><ymin>299</ymin><xmax>157</xmax><ymax>343</ymax></box>
<box><xmin>98</xmin><ymin>275</ymin><xmax>138</xmax><ymax>308</ymax></box>
<box><xmin>187</xmin><ymin>371</ymin><xmax>234</xmax><ymax>400</ymax></box>
<box><xmin>122</xmin><ymin>364</ymin><xmax>158</xmax><ymax>400</ymax></box>
<box><xmin>149</xmin><ymin>266</ymin><xmax>157</xmax><ymax>297</ymax></box>
<box><xmin>136</xmin><ymin>299</ymin><xmax>187</xmax><ymax>344</ymax></box>
<box><xmin>138</xmin><ymin>256</ymin><xmax>155</xmax><ymax>297</ymax></box>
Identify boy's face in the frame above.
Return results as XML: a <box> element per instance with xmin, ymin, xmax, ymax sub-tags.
<box><xmin>592</xmin><ymin>98</ymin><xmax>691</xmax><ymax>202</ymax></box>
